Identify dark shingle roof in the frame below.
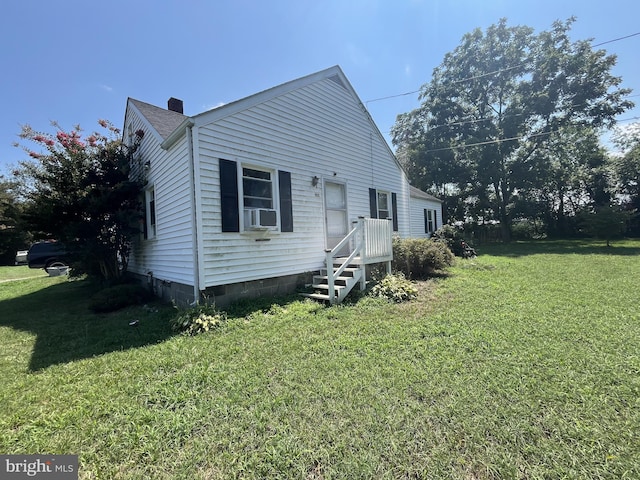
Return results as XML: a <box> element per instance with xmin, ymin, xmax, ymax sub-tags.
<box><xmin>129</xmin><ymin>98</ymin><xmax>187</xmax><ymax>140</ymax></box>
<box><xmin>410</xmin><ymin>185</ymin><xmax>441</xmax><ymax>202</ymax></box>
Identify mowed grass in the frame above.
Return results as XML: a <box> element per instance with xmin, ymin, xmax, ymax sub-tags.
<box><xmin>0</xmin><ymin>264</ymin><xmax>47</xmax><ymax>282</ymax></box>
<box><xmin>0</xmin><ymin>240</ymin><xmax>639</xmax><ymax>479</ymax></box>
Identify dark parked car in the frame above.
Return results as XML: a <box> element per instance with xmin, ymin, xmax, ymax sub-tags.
<box><xmin>27</xmin><ymin>241</ymin><xmax>68</xmax><ymax>269</ymax></box>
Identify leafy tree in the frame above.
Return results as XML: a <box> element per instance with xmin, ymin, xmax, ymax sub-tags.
<box><xmin>14</xmin><ymin>120</ymin><xmax>144</xmax><ymax>282</ymax></box>
<box><xmin>0</xmin><ymin>177</ymin><xmax>30</xmax><ymax>265</ymax></box>
<box><xmin>609</xmin><ymin>123</ymin><xmax>640</xmax><ymax>236</ymax></box>
<box><xmin>393</xmin><ymin>18</ymin><xmax>633</xmax><ymax>240</ymax></box>
<box><xmin>578</xmin><ymin>204</ymin><xmax>630</xmax><ymax>246</ymax></box>
<box><xmin>611</xmin><ymin>123</ymin><xmax>640</xmax><ymax>212</ymax></box>
<box><xmin>518</xmin><ymin>126</ymin><xmax>611</xmax><ymax>236</ymax></box>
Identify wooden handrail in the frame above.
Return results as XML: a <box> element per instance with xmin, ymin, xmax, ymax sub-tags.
<box><xmin>325</xmin><ymin>219</ymin><xmax>364</xmax><ymax>303</ymax></box>
<box><xmin>324</xmin><ymin>217</ymin><xmax>392</xmax><ymax>304</ymax></box>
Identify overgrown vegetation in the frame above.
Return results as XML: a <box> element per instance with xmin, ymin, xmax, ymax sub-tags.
<box><xmin>88</xmin><ymin>283</ymin><xmax>155</xmax><ymax>313</ymax></box>
<box><xmin>369</xmin><ymin>272</ymin><xmax>418</xmax><ymax>302</ymax></box>
<box><xmin>170</xmin><ymin>303</ymin><xmax>227</xmax><ymax>335</ymax></box>
<box><xmin>431</xmin><ymin>224</ymin><xmax>474</xmax><ymax>257</ymax></box>
<box><xmin>391</xmin><ymin>236</ymin><xmax>455</xmax><ymax>278</ymax></box>
<box><xmin>1</xmin><ymin>240</ymin><xmax>639</xmax><ymax>478</ymax></box>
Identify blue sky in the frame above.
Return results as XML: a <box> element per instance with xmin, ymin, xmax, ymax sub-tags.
<box><xmin>1</xmin><ymin>0</ymin><xmax>638</xmax><ymax>176</ymax></box>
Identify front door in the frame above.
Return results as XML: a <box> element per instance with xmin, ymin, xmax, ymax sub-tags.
<box><xmin>324</xmin><ymin>180</ymin><xmax>349</xmax><ymax>251</ymax></box>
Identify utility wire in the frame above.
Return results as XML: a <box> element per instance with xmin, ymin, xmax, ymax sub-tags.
<box><xmin>404</xmin><ymin>95</ymin><xmax>638</xmax><ymax>133</ymax></box>
<box><xmin>366</xmin><ymin>90</ymin><xmax>420</xmax><ymax>104</ymax></box>
<box><xmin>592</xmin><ymin>32</ymin><xmax>640</xmax><ymax>47</ymax></box>
<box><xmin>365</xmin><ymin>31</ymin><xmax>640</xmax><ymax>105</ymax></box>
<box><xmin>421</xmin><ymin>116</ymin><xmax>640</xmax><ymax>154</ymax></box>
<box><xmin>616</xmin><ymin>116</ymin><xmax>640</xmax><ymax>123</ymax></box>
<box><xmin>423</xmin><ymin>131</ymin><xmax>553</xmax><ymax>153</ymax></box>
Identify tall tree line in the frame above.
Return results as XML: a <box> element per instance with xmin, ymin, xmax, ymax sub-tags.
<box><xmin>392</xmin><ymin>18</ymin><xmax>635</xmax><ymax>240</ymax></box>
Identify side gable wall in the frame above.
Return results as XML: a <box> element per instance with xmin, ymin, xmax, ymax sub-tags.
<box><xmin>125</xmin><ymin>103</ymin><xmax>195</xmax><ymax>286</ymax></box>
<box><xmin>410</xmin><ymin>195</ymin><xmax>443</xmax><ymax>238</ymax></box>
<box><xmin>194</xmin><ymin>76</ymin><xmax>410</xmax><ymax>288</ymax></box>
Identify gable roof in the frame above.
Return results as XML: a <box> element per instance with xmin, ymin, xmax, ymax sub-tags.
<box><xmin>410</xmin><ymin>185</ymin><xmax>442</xmax><ymax>203</ymax></box>
<box><xmin>128</xmin><ymin>98</ymin><xmax>187</xmax><ymax>140</ymax></box>
<box><xmin>190</xmin><ymin>65</ymin><xmax>356</xmax><ymax>127</ymax></box>
<box><xmin>126</xmin><ymin>65</ymin><xmax>406</xmax><ymax>176</ymax></box>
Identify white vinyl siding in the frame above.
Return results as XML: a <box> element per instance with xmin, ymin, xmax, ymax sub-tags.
<box><xmin>194</xmin><ymin>76</ymin><xmax>411</xmax><ymax>288</ymax></box>
<box><xmin>409</xmin><ymin>194</ymin><xmax>443</xmax><ymax>238</ymax></box>
<box><xmin>125</xmin><ymin>104</ymin><xmax>195</xmax><ymax>286</ymax></box>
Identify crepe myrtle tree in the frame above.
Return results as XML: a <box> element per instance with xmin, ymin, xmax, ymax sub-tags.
<box><xmin>14</xmin><ymin>120</ymin><xmax>145</xmax><ymax>283</ymax></box>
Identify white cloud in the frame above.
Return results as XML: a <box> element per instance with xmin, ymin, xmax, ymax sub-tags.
<box><xmin>201</xmin><ymin>101</ymin><xmax>226</xmax><ymax>111</ymax></box>
<box><xmin>99</xmin><ymin>84</ymin><xmax>114</xmax><ymax>92</ymax></box>
<box><xmin>405</xmin><ymin>64</ymin><xmax>412</xmax><ymax>77</ymax></box>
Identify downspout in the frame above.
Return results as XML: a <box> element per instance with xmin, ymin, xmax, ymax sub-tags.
<box><xmin>186</xmin><ymin>124</ymin><xmax>200</xmax><ymax>304</ymax></box>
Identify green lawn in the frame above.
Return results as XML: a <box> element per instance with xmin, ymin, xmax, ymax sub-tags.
<box><xmin>1</xmin><ymin>240</ymin><xmax>639</xmax><ymax>479</ymax></box>
<box><xmin>0</xmin><ymin>264</ymin><xmax>47</xmax><ymax>282</ymax></box>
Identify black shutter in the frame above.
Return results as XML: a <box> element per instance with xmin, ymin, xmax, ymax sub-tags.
<box><xmin>219</xmin><ymin>159</ymin><xmax>239</xmax><ymax>232</ymax></box>
<box><xmin>434</xmin><ymin>210</ymin><xmax>438</xmax><ymax>231</ymax></box>
<box><xmin>424</xmin><ymin>209</ymin><xmax>428</xmax><ymax>234</ymax></box>
<box><xmin>391</xmin><ymin>192</ymin><xmax>398</xmax><ymax>232</ymax></box>
<box><xmin>369</xmin><ymin>188</ymin><xmax>378</xmax><ymax>218</ymax></box>
<box><xmin>278</xmin><ymin>170</ymin><xmax>293</xmax><ymax>232</ymax></box>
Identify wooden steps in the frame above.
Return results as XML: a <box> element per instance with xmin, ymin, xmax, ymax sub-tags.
<box><xmin>301</xmin><ymin>262</ymin><xmax>364</xmax><ymax>304</ymax></box>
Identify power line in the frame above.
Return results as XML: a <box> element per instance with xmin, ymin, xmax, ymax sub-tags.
<box><xmin>366</xmin><ymin>90</ymin><xmax>420</xmax><ymax>105</ymax></box>
<box><xmin>365</xmin><ymin>31</ymin><xmax>640</xmax><ymax>105</ymax></box>
<box><xmin>420</xmin><ymin>116</ymin><xmax>640</xmax><ymax>154</ymax></box>
<box><xmin>404</xmin><ymin>94</ymin><xmax>638</xmax><ymax>133</ymax></box>
<box><xmin>616</xmin><ymin>116</ymin><xmax>640</xmax><ymax>123</ymax></box>
<box><xmin>592</xmin><ymin>32</ymin><xmax>640</xmax><ymax>47</ymax></box>
<box><xmin>423</xmin><ymin>131</ymin><xmax>553</xmax><ymax>153</ymax></box>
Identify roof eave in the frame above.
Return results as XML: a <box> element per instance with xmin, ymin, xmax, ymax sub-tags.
<box><xmin>161</xmin><ymin>118</ymin><xmax>195</xmax><ymax>150</ymax></box>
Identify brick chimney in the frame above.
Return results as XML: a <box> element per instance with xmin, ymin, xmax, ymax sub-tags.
<box><xmin>167</xmin><ymin>97</ymin><xmax>183</xmax><ymax>114</ymax></box>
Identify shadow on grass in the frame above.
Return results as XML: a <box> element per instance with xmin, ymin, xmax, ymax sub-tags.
<box><xmin>0</xmin><ymin>279</ymin><xmax>176</xmax><ymax>371</ymax></box>
<box><xmin>478</xmin><ymin>239</ymin><xmax>640</xmax><ymax>258</ymax></box>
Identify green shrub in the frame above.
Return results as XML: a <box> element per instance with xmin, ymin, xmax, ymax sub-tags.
<box><xmin>431</xmin><ymin>224</ymin><xmax>470</xmax><ymax>257</ymax></box>
<box><xmin>88</xmin><ymin>284</ymin><xmax>154</xmax><ymax>313</ymax></box>
<box><xmin>170</xmin><ymin>304</ymin><xmax>227</xmax><ymax>335</ymax></box>
<box><xmin>370</xmin><ymin>273</ymin><xmax>418</xmax><ymax>302</ymax></box>
<box><xmin>511</xmin><ymin>219</ymin><xmax>545</xmax><ymax>240</ymax></box>
<box><xmin>392</xmin><ymin>237</ymin><xmax>454</xmax><ymax>279</ymax></box>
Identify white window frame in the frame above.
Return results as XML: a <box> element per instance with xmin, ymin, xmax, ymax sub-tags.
<box><xmin>240</xmin><ymin>164</ymin><xmax>279</xmax><ymax>231</ymax></box>
<box><xmin>377</xmin><ymin>190</ymin><xmax>391</xmax><ymax>220</ymax></box>
<box><xmin>242</xmin><ymin>166</ymin><xmax>274</xmax><ymax>209</ymax></box>
<box><xmin>145</xmin><ymin>186</ymin><xmax>156</xmax><ymax>239</ymax></box>
<box><xmin>127</xmin><ymin>124</ymin><xmax>135</xmax><ymax>147</ymax></box>
<box><xmin>425</xmin><ymin>208</ymin><xmax>435</xmax><ymax>234</ymax></box>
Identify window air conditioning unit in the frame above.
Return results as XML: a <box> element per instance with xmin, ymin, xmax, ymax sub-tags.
<box><xmin>244</xmin><ymin>208</ymin><xmax>278</xmax><ymax>229</ymax></box>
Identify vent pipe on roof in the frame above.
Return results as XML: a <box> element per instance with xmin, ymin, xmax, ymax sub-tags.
<box><xmin>168</xmin><ymin>97</ymin><xmax>184</xmax><ymax>114</ymax></box>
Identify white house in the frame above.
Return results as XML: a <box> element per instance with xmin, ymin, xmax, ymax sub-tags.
<box><xmin>122</xmin><ymin>65</ymin><xmax>442</xmax><ymax>305</ymax></box>
<box><xmin>409</xmin><ymin>186</ymin><xmax>443</xmax><ymax>238</ymax></box>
